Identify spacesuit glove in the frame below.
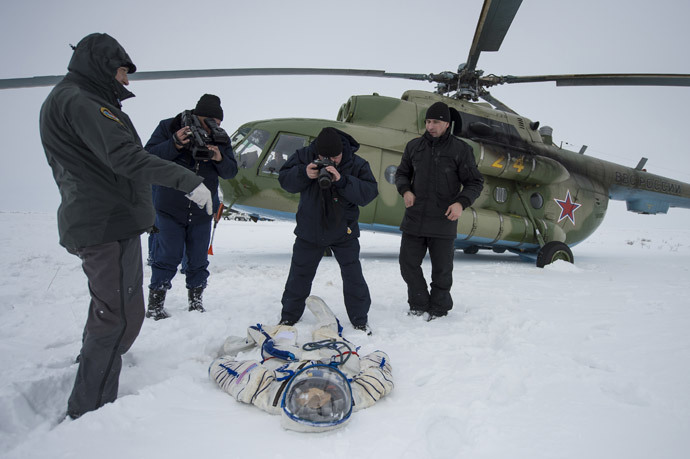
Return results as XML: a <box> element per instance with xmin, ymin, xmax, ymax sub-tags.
<box><xmin>185</xmin><ymin>183</ymin><xmax>213</xmax><ymax>215</ymax></box>
<box><xmin>220</xmin><ymin>335</ymin><xmax>257</xmax><ymax>357</ymax></box>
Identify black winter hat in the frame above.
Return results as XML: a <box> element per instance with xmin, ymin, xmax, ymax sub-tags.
<box><xmin>425</xmin><ymin>101</ymin><xmax>450</xmax><ymax>122</ymax></box>
<box><xmin>193</xmin><ymin>94</ymin><xmax>224</xmax><ymax>121</ymax></box>
<box><xmin>316</xmin><ymin>127</ymin><xmax>343</xmax><ymax>157</ymax></box>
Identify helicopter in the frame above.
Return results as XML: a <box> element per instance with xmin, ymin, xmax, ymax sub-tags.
<box><xmin>2</xmin><ymin>0</ymin><xmax>689</xmax><ymax>267</ymax></box>
<box><xmin>205</xmin><ymin>0</ymin><xmax>690</xmax><ymax>267</ymax></box>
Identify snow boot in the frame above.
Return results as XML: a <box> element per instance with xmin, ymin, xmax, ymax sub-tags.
<box><xmin>407</xmin><ymin>309</ymin><xmax>427</xmax><ymax>317</ymax></box>
<box><xmin>188</xmin><ymin>287</ymin><xmax>205</xmax><ymax>312</ymax></box>
<box><xmin>426</xmin><ymin>310</ymin><xmax>448</xmax><ymax>322</ymax></box>
<box><xmin>353</xmin><ymin>323</ymin><xmax>373</xmax><ymax>336</ymax></box>
<box><xmin>146</xmin><ymin>289</ymin><xmax>170</xmax><ymax>320</ymax></box>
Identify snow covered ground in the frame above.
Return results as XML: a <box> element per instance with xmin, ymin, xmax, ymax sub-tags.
<box><xmin>1</xmin><ymin>208</ymin><xmax>689</xmax><ymax>459</ymax></box>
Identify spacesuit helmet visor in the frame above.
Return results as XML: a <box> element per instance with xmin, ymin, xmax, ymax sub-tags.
<box><xmin>281</xmin><ymin>364</ymin><xmax>353</xmax><ymax>432</ymax></box>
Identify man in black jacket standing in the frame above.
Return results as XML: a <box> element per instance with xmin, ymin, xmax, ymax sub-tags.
<box><xmin>278</xmin><ymin>127</ymin><xmax>378</xmax><ymax>333</ymax></box>
<box><xmin>40</xmin><ymin>33</ymin><xmax>212</xmax><ymax>419</ymax></box>
<box><xmin>395</xmin><ymin>101</ymin><xmax>484</xmax><ymax>321</ymax></box>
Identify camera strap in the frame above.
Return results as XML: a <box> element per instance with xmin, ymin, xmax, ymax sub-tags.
<box><xmin>320</xmin><ymin>188</ymin><xmax>344</xmax><ymax>232</ymax></box>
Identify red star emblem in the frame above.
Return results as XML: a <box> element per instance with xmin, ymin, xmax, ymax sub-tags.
<box><xmin>554</xmin><ymin>190</ymin><xmax>581</xmax><ymax>225</ymax></box>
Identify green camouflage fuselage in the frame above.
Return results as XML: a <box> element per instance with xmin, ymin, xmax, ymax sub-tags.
<box><xmin>220</xmin><ymin>90</ymin><xmax>690</xmax><ymax>255</ymax></box>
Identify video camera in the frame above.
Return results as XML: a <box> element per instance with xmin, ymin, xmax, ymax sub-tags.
<box><xmin>312</xmin><ymin>158</ymin><xmax>337</xmax><ymax>189</ymax></box>
<box><xmin>181</xmin><ymin>110</ymin><xmax>230</xmax><ymax>161</ymax></box>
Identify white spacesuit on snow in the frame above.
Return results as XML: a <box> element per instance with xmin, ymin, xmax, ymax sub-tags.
<box><xmin>209</xmin><ymin>296</ymin><xmax>393</xmax><ymax>432</ymax></box>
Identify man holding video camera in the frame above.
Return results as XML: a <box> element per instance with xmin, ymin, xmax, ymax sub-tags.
<box><xmin>278</xmin><ymin>127</ymin><xmax>378</xmax><ymax>334</ymax></box>
<box><xmin>145</xmin><ymin>94</ymin><xmax>237</xmax><ymax>319</ymax></box>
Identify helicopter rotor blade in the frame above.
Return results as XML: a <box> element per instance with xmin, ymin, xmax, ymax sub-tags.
<box><xmin>130</xmin><ymin>68</ymin><xmax>431</xmax><ymax>82</ymax></box>
<box><xmin>465</xmin><ymin>0</ymin><xmax>523</xmax><ymax>75</ymax></box>
<box><xmin>479</xmin><ymin>91</ymin><xmax>519</xmax><ymax>114</ymax></box>
<box><xmin>0</xmin><ymin>75</ymin><xmax>64</xmax><ymax>89</ymax></box>
<box><xmin>0</xmin><ymin>67</ymin><xmax>431</xmax><ymax>90</ymax></box>
<box><xmin>498</xmin><ymin>73</ymin><xmax>690</xmax><ymax>87</ymax></box>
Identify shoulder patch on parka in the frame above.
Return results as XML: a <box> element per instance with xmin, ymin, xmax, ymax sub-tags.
<box><xmin>99</xmin><ymin>107</ymin><xmax>123</xmax><ymax>125</ymax></box>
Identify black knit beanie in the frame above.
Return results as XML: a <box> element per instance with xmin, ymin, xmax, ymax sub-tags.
<box><xmin>316</xmin><ymin>127</ymin><xmax>343</xmax><ymax>157</ymax></box>
<box><xmin>425</xmin><ymin>101</ymin><xmax>450</xmax><ymax>122</ymax></box>
<box><xmin>193</xmin><ymin>94</ymin><xmax>223</xmax><ymax>120</ymax></box>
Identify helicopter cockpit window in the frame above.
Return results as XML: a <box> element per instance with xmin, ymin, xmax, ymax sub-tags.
<box><xmin>260</xmin><ymin>133</ymin><xmax>308</xmax><ymax>175</ymax></box>
<box><xmin>235</xmin><ymin>129</ymin><xmax>270</xmax><ymax>169</ymax></box>
<box><xmin>230</xmin><ymin>126</ymin><xmax>251</xmax><ymax>149</ymax></box>
<box><xmin>494</xmin><ymin>187</ymin><xmax>508</xmax><ymax>203</ymax></box>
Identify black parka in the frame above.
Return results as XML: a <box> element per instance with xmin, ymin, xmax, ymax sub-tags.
<box><xmin>40</xmin><ymin>33</ymin><xmax>202</xmax><ymax>249</ymax></box>
<box><xmin>278</xmin><ymin>129</ymin><xmax>378</xmax><ymax>246</ymax></box>
<box><xmin>395</xmin><ymin>130</ymin><xmax>484</xmax><ymax>238</ymax></box>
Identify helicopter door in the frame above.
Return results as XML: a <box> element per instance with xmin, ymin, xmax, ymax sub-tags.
<box><xmin>259</xmin><ymin>133</ymin><xmax>309</xmax><ymax>176</ymax></box>
<box><xmin>368</xmin><ymin>149</ymin><xmax>405</xmax><ymax>229</ymax></box>
<box><xmin>346</xmin><ymin>144</ymin><xmax>381</xmax><ymax>226</ymax></box>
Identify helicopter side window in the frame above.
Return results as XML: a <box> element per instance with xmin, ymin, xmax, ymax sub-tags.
<box><xmin>530</xmin><ymin>192</ymin><xmax>544</xmax><ymax>209</ymax></box>
<box><xmin>260</xmin><ymin>133</ymin><xmax>309</xmax><ymax>176</ymax></box>
<box><xmin>384</xmin><ymin>165</ymin><xmax>397</xmax><ymax>184</ymax></box>
<box><xmin>235</xmin><ymin>129</ymin><xmax>270</xmax><ymax>169</ymax></box>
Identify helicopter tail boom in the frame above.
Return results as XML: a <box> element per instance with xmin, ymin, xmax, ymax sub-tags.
<box><xmin>606</xmin><ymin>169</ymin><xmax>690</xmax><ymax>214</ymax></box>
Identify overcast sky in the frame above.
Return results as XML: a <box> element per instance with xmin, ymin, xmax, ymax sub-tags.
<box><xmin>2</xmin><ymin>0</ymin><xmax>690</xmax><ymax>228</ymax></box>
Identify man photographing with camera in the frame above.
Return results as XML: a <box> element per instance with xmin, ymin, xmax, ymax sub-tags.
<box><xmin>179</xmin><ymin>109</ymin><xmax>230</xmax><ymax>162</ymax></box>
<box><xmin>278</xmin><ymin>127</ymin><xmax>378</xmax><ymax>334</ymax></box>
<box><xmin>144</xmin><ymin>94</ymin><xmax>238</xmax><ymax>319</ymax></box>
<box><xmin>307</xmin><ymin>153</ymin><xmax>339</xmax><ymax>186</ymax></box>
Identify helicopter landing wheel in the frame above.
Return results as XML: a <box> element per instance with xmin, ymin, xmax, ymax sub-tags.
<box><xmin>536</xmin><ymin>241</ymin><xmax>574</xmax><ymax>268</ymax></box>
<box><xmin>463</xmin><ymin>246</ymin><xmax>479</xmax><ymax>255</ymax></box>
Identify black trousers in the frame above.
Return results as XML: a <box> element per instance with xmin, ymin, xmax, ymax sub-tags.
<box><xmin>399</xmin><ymin>233</ymin><xmax>455</xmax><ymax>314</ymax></box>
<box><xmin>281</xmin><ymin>237</ymin><xmax>371</xmax><ymax>327</ymax></box>
<box><xmin>67</xmin><ymin>236</ymin><xmax>145</xmax><ymax>417</ymax></box>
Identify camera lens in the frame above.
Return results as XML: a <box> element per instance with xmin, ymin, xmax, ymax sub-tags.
<box><xmin>317</xmin><ymin>168</ymin><xmax>332</xmax><ymax>189</ymax></box>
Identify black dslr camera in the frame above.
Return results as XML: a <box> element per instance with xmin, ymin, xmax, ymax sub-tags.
<box><xmin>312</xmin><ymin>158</ymin><xmax>337</xmax><ymax>189</ymax></box>
<box><xmin>181</xmin><ymin>110</ymin><xmax>230</xmax><ymax>161</ymax></box>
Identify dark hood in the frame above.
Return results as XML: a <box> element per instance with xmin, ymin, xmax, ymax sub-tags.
<box><xmin>66</xmin><ymin>33</ymin><xmax>136</xmax><ymax>106</ymax></box>
<box><xmin>305</xmin><ymin>127</ymin><xmax>360</xmax><ymax>163</ymax></box>
<box><xmin>333</xmin><ymin>127</ymin><xmax>360</xmax><ymax>162</ymax></box>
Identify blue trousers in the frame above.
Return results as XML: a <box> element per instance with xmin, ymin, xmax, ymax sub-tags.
<box><xmin>149</xmin><ymin>213</ymin><xmax>211</xmax><ymax>290</ymax></box>
<box><xmin>281</xmin><ymin>237</ymin><xmax>371</xmax><ymax>327</ymax></box>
